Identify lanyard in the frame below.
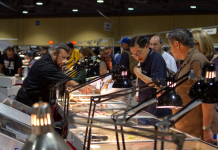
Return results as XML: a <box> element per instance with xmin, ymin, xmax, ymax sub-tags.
<box><xmin>100</xmin><ymin>81</ymin><xmax>105</xmax><ymax>90</ymax></box>
<box><xmin>175</xmin><ymin>48</ymin><xmax>195</xmax><ymax>79</ymax></box>
<box><xmin>209</xmin><ymin>53</ymin><xmax>215</xmax><ymax>61</ymax></box>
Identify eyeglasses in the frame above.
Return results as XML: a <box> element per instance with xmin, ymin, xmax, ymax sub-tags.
<box><xmin>131</xmin><ymin>49</ymin><xmax>143</xmax><ymax>57</ymax></box>
<box><xmin>58</xmin><ymin>53</ymin><xmax>68</xmax><ymax>62</ymax></box>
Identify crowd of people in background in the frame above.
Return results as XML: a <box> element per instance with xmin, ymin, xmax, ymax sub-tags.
<box><xmin>87</xmin><ymin>28</ymin><xmax>218</xmax><ymax>144</ymax></box>
<box><xmin>0</xmin><ymin>27</ymin><xmax>217</xmax><ymax>144</ymax></box>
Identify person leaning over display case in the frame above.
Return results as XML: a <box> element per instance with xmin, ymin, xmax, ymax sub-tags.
<box><xmin>16</xmin><ymin>43</ymin><xmax>92</xmax><ymax>107</ymax></box>
<box><xmin>129</xmin><ymin>36</ymin><xmax>171</xmax><ymax>120</ymax></box>
<box><xmin>168</xmin><ymin>27</ymin><xmax>218</xmax><ymax>143</ymax></box>
<box><xmin>0</xmin><ymin>46</ymin><xmax>23</xmax><ymax>77</ymax></box>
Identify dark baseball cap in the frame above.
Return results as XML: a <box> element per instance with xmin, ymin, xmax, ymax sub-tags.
<box><xmin>118</xmin><ymin>37</ymin><xmax>130</xmax><ymax>44</ymax></box>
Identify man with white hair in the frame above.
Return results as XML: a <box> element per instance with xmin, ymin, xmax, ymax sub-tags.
<box><xmin>90</xmin><ymin>60</ymin><xmax>112</xmax><ymax>93</ymax></box>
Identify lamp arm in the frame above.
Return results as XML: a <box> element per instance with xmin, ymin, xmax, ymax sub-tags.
<box><xmin>97</xmin><ymin>85</ymin><xmax>157</xmax><ymax>103</ymax></box>
<box><xmin>156</xmin><ymin>99</ymin><xmax>203</xmax><ymax>132</ymax></box>
<box><xmin>91</xmin><ymin>79</ymin><xmax>161</xmax><ymax>101</ymax></box>
<box><xmin>67</xmin><ymin>72</ymin><xmax>111</xmax><ymax>93</ymax></box>
<box><xmin>169</xmin><ymin>100</ymin><xmax>202</xmax><ymax>123</ymax></box>
<box><xmin>50</xmin><ymin>66</ymin><xmax>85</xmax><ymax>90</ymax></box>
<box><xmin>67</xmin><ymin>115</ymin><xmax>186</xmax><ymax>150</ymax></box>
<box><xmin>156</xmin><ymin>80</ymin><xmax>218</xmax><ymax>132</ymax></box>
<box><xmin>80</xmin><ymin>71</ymin><xmax>189</xmax><ymax>103</ymax></box>
<box><xmin>65</xmin><ymin>59</ymin><xmax>80</xmax><ymax>75</ymax></box>
<box><xmin>112</xmin><ymin>74</ymin><xmax>190</xmax><ymax>123</ymax></box>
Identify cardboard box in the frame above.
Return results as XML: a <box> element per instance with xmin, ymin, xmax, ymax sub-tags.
<box><xmin>0</xmin><ymin>76</ymin><xmax>16</xmax><ymax>88</ymax></box>
<box><xmin>0</xmin><ymin>85</ymin><xmax>21</xmax><ymax>96</ymax></box>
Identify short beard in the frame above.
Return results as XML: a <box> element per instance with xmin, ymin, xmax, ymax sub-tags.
<box><xmin>54</xmin><ymin>53</ymin><xmax>62</xmax><ymax>71</ymax></box>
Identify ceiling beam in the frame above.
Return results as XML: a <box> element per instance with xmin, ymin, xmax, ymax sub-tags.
<box><xmin>45</xmin><ymin>0</ymin><xmax>50</xmax><ymax>7</ymax></box>
<box><xmin>114</xmin><ymin>0</ymin><xmax>121</xmax><ymax>7</ymax></box>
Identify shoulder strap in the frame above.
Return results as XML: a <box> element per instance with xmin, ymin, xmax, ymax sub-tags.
<box><xmin>123</xmin><ymin>50</ymin><xmax>130</xmax><ymax>54</ymax></box>
<box><xmin>209</xmin><ymin>53</ymin><xmax>215</xmax><ymax>61</ymax></box>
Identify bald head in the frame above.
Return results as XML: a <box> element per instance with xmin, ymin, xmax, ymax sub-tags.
<box><xmin>99</xmin><ymin>60</ymin><xmax>107</xmax><ymax>75</ymax></box>
<box><xmin>149</xmin><ymin>35</ymin><xmax>164</xmax><ymax>54</ymax></box>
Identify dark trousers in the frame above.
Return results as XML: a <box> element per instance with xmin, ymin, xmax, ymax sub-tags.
<box><xmin>16</xmin><ymin>87</ymin><xmax>34</xmax><ymax>107</ymax></box>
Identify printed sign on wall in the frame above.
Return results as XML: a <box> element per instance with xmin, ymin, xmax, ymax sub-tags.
<box><xmin>104</xmin><ymin>22</ymin><xmax>112</xmax><ymax>31</ymax></box>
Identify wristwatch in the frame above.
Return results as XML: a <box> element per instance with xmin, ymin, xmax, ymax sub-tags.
<box><xmin>202</xmin><ymin>125</ymin><xmax>211</xmax><ymax>131</ymax></box>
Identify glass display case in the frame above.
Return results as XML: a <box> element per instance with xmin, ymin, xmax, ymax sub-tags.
<box><xmin>67</xmin><ymin>125</ymin><xmax>215</xmax><ymax>150</ymax></box>
<box><xmin>0</xmin><ymin>112</ymin><xmax>31</xmax><ymax>143</ymax></box>
<box><xmin>84</xmin><ymin>140</ymin><xmax>218</xmax><ymax>150</ymax></box>
<box><xmin>57</xmin><ymin>99</ymin><xmax>157</xmax><ymax>127</ymax></box>
<box><xmin>0</xmin><ymin>93</ymin><xmax>32</xmax><ymax>116</ymax></box>
<box><xmin>58</xmin><ymin>91</ymin><xmax>218</xmax><ymax>150</ymax></box>
<box><xmin>0</xmin><ymin>93</ymin><xmax>32</xmax><ymax>148</ymax></box>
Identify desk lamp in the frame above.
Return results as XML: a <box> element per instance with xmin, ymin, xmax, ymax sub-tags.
<box><xmin>21</xmin><ymin>102</ymin><xmax>71</xmax><ymax>150</ymax></box>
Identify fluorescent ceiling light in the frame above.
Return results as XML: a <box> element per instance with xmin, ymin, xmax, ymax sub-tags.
<box><xmin>190</xmin><ymin>6</ymin><xmax>196</xmax><ymax>9</ymax></box>
<box><xmin>72</xmin><ymin>9</ymin><xmax>78</xmax><ymax>12</ymax></box>
<box><xmin>22</xmin><ymin>11</ymin><xmax>28</xmax><ymax>14</ymax></box>
<box><xmin>97</xmin><ymin>0</ymin><xmax>104</xmax><ymax>3</ymax></box>
<box><xmin>36</xmin><ymin>2</ymin><xmax>43</xmax><ymax>5</ymax></box>
<box><xmin>128</xmin><ymin>8</ymin><xmax>134</xmax><ymax>10</ymax></box>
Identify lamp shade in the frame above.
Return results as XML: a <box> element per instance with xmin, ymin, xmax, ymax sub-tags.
<box><xmin>156</xmin><ymin>91</ymin><xmax>183</xmax><ymax>108</ymax></box>
<box><xmin>86</xmin><ymin>59</ymin><xmax>99</xmax><ymax>78</ymax></box>
<box><xmin>156</xmin><ymin>75</ymin><xmax>183</xmax><ymax>108</ymax></box>
<box><xmin>202</xmin><ymin>62</ymin><xmax>216</xmax><ymax>84</ymax></box>
<box><xmin>188</xmin><ymin>62</ymin><xmax>218</xmax><ymax>103</ymax></box>
<box><xmin>111</xmin><ymin>69</ymin><xmax>119</xmax><ymax>80</ymax></box>
<box><xmin>188</xmin><ymin>80</ymin><xmax>208</xmax><ymax>99</ymax></box>
<box><xmin>188</xmin><ymin>80</ymin><xmax>218</xmax><ymax>103</ymax></box>
<box><xmin>112</xmin><ymin>78</ymin><xmax>132</xmax><ymax>88</ymax></box>
<box><xmin>21</xmin><ymin>102</ymin><xmax>71</xmax><ymax>150</ymax></box>
<box><xmin>112</xmin><ymin>67</ymin><xmax>132</xmax><ymax>88</ymax></box>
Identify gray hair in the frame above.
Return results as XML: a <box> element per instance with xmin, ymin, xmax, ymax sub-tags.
<box><xmin>167</xmin><ymin>28</ymin><xmax>194</xmax><ymax>47</ymax></box>
<box><xmin>49</xmin><ymin>43</ymin><xmax>70</xmax><ymax>53</ymax></box>
<box><xmin>100</xmin><ymin>60</ymin><xmax>107</xmax><ymax>69</ymax></box>
<box><xmin>151</xmin><ymin>35</ymin><xmax>163</xmax><ymax>44</ymax></box>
